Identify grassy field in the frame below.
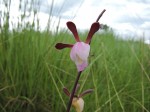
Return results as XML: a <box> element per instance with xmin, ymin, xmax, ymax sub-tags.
<box><xmin>0</xmin><ymin>0</ymin><xmax>150</xmax><ymax>112</ymax></box>
<box><xmin>0</xmin><ymin>28</ymin><xmax>150</xmax><ymax>112</ymax></box>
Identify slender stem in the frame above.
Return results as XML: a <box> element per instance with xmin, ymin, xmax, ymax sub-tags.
<box><xmin>96</xmin><ymin>9</ymin><xmax>106</xmax><ymax>22</ymax></box>
<box><xmin>66</xmin><ymin>71</ymin><xmax>82</xmax><ymax>112</ymax></box>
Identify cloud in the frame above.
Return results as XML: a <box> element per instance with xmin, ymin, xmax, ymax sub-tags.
<box><xmin>38</xmin><ymin>0</ymin><xmax>84</xmax><ymax>18</ymax></box>
<box><xmin>89</xmin><ymin>0</ymin><xmax>150</xmax><ymax>39</ymax></box>
<box><xmin>141</xmin><ymin>22</ymin><xmax>150</xmax><ymax>30</ymax></box>
<box><xmin>127</xmin><ymin>0</ymin><xmax>150</xmax><ymax>4</ymax></box>
<box><xmin>46</xmin><ymin>0</ymin><xmax>150</xmax><ymax>39</ymax></box>
<box><xmin>1</xmin><ymin>0</ymin><xmax>150</xmax><ymax>40</ymax></box>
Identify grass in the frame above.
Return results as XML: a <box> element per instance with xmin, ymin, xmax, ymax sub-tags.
<box><xmin>0</xmin><ymin>0</ymin><xmax>150</xmax><ymax>111</ymax></box>
<box><xmin>0</xmin><ymin>28</ymin><xmax>150</xmax><ymax>112</ymax></box>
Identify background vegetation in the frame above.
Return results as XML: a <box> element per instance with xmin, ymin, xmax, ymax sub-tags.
<box><xmin>0</xmin><ymin>0</ymin><xmax>150</xmax><ymax>112</ymax></box>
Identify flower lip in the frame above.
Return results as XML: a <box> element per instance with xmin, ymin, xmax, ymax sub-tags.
<box><xmin>72</xmin><ymin>97</ymin><xmax>84</xmax><ymax>112</ymax></box>
<box><xmin>70</xmin><ymin>42</ymin><xmax>90</xmax><ymax>71</ymax></box>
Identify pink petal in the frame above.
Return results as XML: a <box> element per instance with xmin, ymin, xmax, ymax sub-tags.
<box><xmin>55</xmin><ymin>43</ymin><xmax>73</xmax><ymax>50</ymax></box>
<box><xmin>85</xmin><ymin>22</ymin><xmax>100</xmax><ymax>44</ymax></box>
<box><xmin>67</xmin><ymin>21</ymin><xmax>81</xmax><ymax>42</ymax></box>
<box><xmin>77</xmin><ymin>61</ymin><xmax>88</xmax><ymax>72</ymax></box>
<box><xmin>70</xmin><ymin>42</ymin><xmax>90</xmax><ymax>71</ymax></box>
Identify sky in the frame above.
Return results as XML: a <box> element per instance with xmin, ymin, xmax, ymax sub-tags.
<box><xmin>1</xmin><ymin>0</ymin><xmax>150</xmax><ymax>41</ymax></box>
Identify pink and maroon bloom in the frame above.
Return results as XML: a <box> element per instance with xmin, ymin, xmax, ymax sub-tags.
<box><xmin>55</xmin><ymin>21</ymin><xmax>100</xmax><ymax>71</ymax></box>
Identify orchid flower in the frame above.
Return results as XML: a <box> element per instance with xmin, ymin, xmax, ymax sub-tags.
<box><xmin>55</xmin><ymin>21</ymin><xmax>100</xmax><ymax>71</ymax></box>
<box><xmin>63</xmin><ymin>84</ymin><xmax>93</xmax><ymax>112</ymax></box>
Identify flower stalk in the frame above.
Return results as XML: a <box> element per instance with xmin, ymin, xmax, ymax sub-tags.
<box><xmin>66</xmin><ymin>71</ymin><xmax>82</xmax><ymax>112</ymax></box>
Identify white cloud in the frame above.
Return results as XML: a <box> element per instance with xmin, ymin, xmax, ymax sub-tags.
<box><xmin>141</xmin><ymin>22</ymin><xmax>150</xmax><ymax>29</ymax></box>
<box><xmin>1</xmin><ymin>0</ymin><xmax>150</xmax><ymax>40</ymax></box>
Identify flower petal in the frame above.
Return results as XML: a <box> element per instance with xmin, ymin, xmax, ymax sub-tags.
<box><xmin>72</xmin><ymin>97</ymin><xmax>84</xmax><ymax>112</ymax></box>
<box><xmin>85</xmin><ymin>22</ymin><xmax>100</xmax><ymax>44</ymax></box>
<box><xmin>70</xmin><ymin>42</ymin><xmax>90</xmax><ymax>71</ymax></box>
<box><xmin>76</xmin><ymin>61</ymin><xmax>88</xmax><ymax>72</ymax></box>
<box><xmin>70</xmin><ymin>42</ymin><xmax>90</xmax><ymax>61</ymax></box>
<box><xmin>79</xmin><ymin>89</ymin><xmax>94</xmax><ymax>98</ymax></box>
<box><xmin>67</xmin><ymin>21</ymin><xmax>81</xmax><ymax>42</ymax></box>
<box><xmin>55</xmin><ymin>43</ymin><xmax>73</xmax><ymax>50</ymax></box>
<box><xmin>63</xmin><ymin>87</ymin><xmax>70</xmax><ymax>97</ymax></box>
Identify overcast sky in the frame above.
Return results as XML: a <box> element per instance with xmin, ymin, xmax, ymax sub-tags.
<box><xmin>1</xmin><ymin>0</ymin><xmax>150</xmax><ymax>41</ymax></box>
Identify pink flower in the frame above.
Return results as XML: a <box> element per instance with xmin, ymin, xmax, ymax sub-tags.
<box><xmin>55</xmin><ymin>21</ymin><xmax>100</xmax><ymax>71</ymax></box>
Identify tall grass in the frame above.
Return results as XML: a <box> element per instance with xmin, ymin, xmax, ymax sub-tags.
<box><xmin>0</xmin><ymin>29</ymin><xmax>150</xmax><ymax>112</ymax></box>
<box><xmin>0</xmin><ymin>0</ymin><xmax>150</xmax><ymax>112</ymax></box>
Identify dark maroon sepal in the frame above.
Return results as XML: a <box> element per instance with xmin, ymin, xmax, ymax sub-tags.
<box><xmin>85</xmin><ymin>22</ymin><xmax>100</xmax><ymax>44</ymax></box>
<box><xmin>63</xmin><ymin>87</ymin><xmax>70</xmax><ymax>97</ymax></box>
<box><xmin>67</xmin><ymin>21</ymin><xmax>81</xmax><ymax>42</ymax></box>
<box><xmin>55</xmin><ymin>43</ymin><xmax>73</xmax><ymax>50</ymax></box>
<box><xmin>79</xmin><ymin>89</ymin><xmax>94</xmax><ymax>98</ymax></box>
